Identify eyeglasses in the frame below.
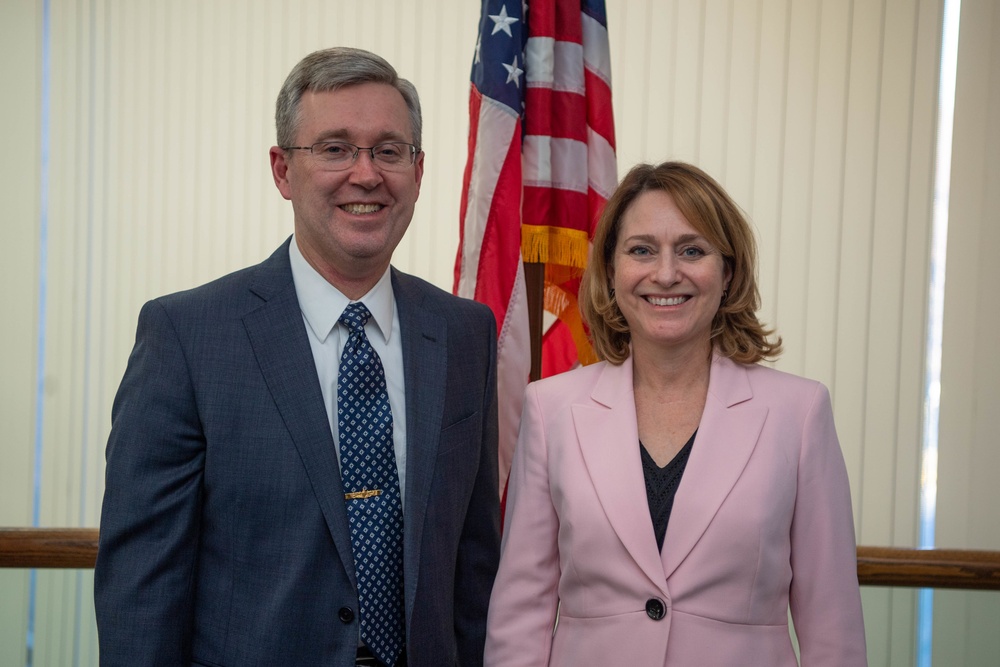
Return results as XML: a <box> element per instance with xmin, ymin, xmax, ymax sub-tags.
<box><xmin>281</xmin><ymin>141</ymin><xmax>419</xmax><ymax>172</ymax></box>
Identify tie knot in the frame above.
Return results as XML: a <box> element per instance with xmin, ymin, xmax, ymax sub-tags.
<box><xmin>339</xmin><ymin>302</ymin><xmax>372</xmax><ymax>334</ymax></box>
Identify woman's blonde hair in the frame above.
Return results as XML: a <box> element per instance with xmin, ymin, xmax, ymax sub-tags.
<box><xmin>580</xmin><ymin>161</ymin><xmax>782</xmax><ymax>365</ymax></box>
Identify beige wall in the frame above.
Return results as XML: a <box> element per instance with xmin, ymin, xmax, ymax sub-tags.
<box><xmin>1</xmin><ymin>0</ymin><xmax>996</xmax><ymax>665</ymax></box>
<box><xmin>0</xmin><ymin>0</ymin><xmax>40</xmax><ymax>661</ymax></box>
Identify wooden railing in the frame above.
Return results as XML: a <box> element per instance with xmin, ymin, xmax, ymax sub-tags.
<box><xmin>1</xmin><ymin>528</ymin><xmax>999</xmax><ymax>591</ymax></box>
<box><xmin>856</xmin><ymin>546</ymin><xmax>1000</xmax><ymax>590</ymax></box>
<box><xmin>0</xmin><ymin>528</ymin><xmax>99</xmax><ymax>569</ymax></box>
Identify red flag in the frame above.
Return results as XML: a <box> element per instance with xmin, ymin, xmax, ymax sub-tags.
<box><xmin>455</xmin><ymin>0</ymin><xmax>617</xmax><ymax>504</ymax></box>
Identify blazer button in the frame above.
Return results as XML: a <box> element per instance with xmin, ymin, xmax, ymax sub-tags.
<box><xmin>645</xmin><ymin>598</ymin><xmax>666</xmax><ymax>621</ymax></box>
<box><xmin>338</xmin><ymin>607</ymin><xmax>355</xmax><ymax>624</ymax></box>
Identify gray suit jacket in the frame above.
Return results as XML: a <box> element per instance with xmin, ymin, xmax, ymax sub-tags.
<box><xmin>95</xmin><ymin>239</ymin><xmax>500</xmax><ymax>667</ymax></box>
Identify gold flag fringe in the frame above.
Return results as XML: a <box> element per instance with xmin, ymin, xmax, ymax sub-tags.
<box><xmin>521</xmin><ymin>224</ymin><xmax>589</xmax><ymax>269</ymax></box>
<box><xmin>521</xmin><ymin>224</ymin><xmax>598</xmax><ymax>367</ymax></box>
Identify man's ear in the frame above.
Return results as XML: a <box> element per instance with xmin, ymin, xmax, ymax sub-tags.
<box><xmin>269</xmin><ymin>146</ymin><xmax>293</xmax><ymax>201</ymax></box>
<box><xmin>413</xmin><ymin>150</ymin><xmax>425</xmax><ymax>195</ymax></box>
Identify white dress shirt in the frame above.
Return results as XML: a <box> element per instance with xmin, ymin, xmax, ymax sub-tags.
<box><xmin>288</xmin><ymin>238</ymin><xmax>408</xmax><ymax>506</ymax></box>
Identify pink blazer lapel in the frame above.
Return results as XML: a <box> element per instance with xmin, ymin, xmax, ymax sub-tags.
<box><xmin>573</xmin><ymin>358</ymin><xmax>670</xmax><ymax>596</ymax></box>
<box><xmin>662</xmin><ymin>356</ymin><xmax>768</xmax><ymax>579</ymax></box>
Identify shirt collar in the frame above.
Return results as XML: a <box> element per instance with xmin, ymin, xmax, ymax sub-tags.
<box><xmin>288</xmin><ymin>236</ymin><xmax>394</xmax><ymax>345</ymax></box>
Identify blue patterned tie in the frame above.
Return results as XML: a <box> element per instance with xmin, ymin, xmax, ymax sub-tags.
<box><xmin>337</xmin><ymin>302</ymin><xmax>405</xmax><ymax>665</ymax></box>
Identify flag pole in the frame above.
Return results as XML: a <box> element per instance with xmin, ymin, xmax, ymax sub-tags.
<box><xmin>524</xmin><ymin>261</ymin><xmax>545</xmax><ymax>382</ymax></box>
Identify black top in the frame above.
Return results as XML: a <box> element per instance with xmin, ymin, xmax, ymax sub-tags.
<box><xmin>640</xmin><ymin>430</ymin><xmax>696</xmax><ymax>551</ymax></box>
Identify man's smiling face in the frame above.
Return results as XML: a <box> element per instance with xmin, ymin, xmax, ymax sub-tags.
<box><xmin>271</xmin><ymin>82</ymin><xmax>424</xmax><ymax>289</ymax></box>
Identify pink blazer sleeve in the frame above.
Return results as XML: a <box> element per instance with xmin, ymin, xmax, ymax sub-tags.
<box><xmin>788</xmin><ymin>383</ymin><xmax>867</xmax><ymax>665</ymax></box>
<box><xmin>484</xmin><ymin>383</ymin><xmax>559</xmax><ymax>666</ymax></box>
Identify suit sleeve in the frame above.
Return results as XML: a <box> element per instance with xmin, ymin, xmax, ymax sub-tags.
<box><xmin>788</xmin><ymin>383</ymin><xmax>868</xmax><ymax>666</ymax></box>
<box><xmin>454</xmin><ymin>312</ymin><xmax>502</xmax><ymax>667</ymax></box>
<box><xmin>484</xmin><ymin>383</ymin><xmax>560</xmax><ymax>667</ymax></box>
<box><xmin>94</xmin><ymin>300</ymin><xmax>205</xmax><ymax>666</ymax></box>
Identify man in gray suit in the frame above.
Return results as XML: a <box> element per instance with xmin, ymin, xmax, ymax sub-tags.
<box><xmin>95</xmin><ymin>47</ymin><xmax>500</xmax><ymax>667</ymax></box>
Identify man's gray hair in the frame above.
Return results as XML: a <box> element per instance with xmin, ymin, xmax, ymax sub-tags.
<box><xmin>275</xmin><ymin>47</ymin><xmax>422</xmax><ymax>150</ymax></box>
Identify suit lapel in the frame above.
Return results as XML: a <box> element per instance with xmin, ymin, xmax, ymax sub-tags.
<box><xmin>392</xmin><ymin>270</ymin><xmax>447</xmax><ymax>626</ymax></box>
<box><xmin>242</xmin><ymin>241</ymin><xmax>358</xmax><ymax>588</ymax></box>
<box><xmin>574</xmin><ymin>359</ymin><xmax>670</xmax><ymax>596</ymax></box>
<box><xmin>661</xmin><ymin>355</ymin><xmax>767</xmax><ymax>579</ymax></box>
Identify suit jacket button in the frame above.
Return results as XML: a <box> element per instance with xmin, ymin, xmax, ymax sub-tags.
<box><xmin>338</xmin><ymin>607</ymin><xmax>355</xmax><ymax>624</ymax></box>
<box><xmin>645</xmin><ymin>598</ymin><xmax>666</xmax><ymax>621</ymax></box>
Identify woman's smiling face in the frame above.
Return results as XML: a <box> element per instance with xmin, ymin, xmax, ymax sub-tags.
<box><xmin>611</xmin><ymin>189</ymin><xmax>731</xmax><ymax>356</ymax></box>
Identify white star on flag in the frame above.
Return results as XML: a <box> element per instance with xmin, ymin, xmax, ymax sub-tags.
<box><xmin>489</xmin><ymin>4</ymin><xmax>519</xmax><ymax>37</ymax></box>
<box><xmin>502</xmin><ymin>55</ymin><xmax>523</xmax><ymax>86</ymax></box>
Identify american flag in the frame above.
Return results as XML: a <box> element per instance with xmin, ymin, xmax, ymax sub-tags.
<box><xmin>454</xmin><ymin>0</ymin><xmax>617</xmax><ymax>503</ymax></box>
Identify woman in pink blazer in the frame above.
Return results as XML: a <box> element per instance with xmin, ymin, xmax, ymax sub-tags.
<box><xmin>485</xmin><ymin>162</ymin><xmax>867</xmax><ymax>666</ymax></box>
